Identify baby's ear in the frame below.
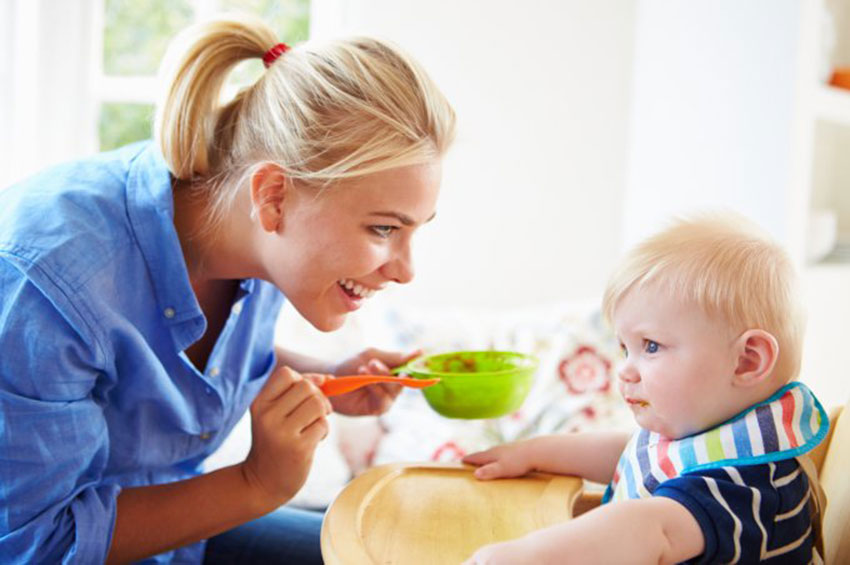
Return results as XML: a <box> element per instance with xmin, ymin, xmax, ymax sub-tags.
<box><xmin>732</xmin><ymin>329</ymin><xmax>779</xmax><ymax>387</ymax></box>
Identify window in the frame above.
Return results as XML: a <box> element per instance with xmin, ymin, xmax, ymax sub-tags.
<box><xmin>96</xmin><ymin>0</ymin><xmax>310</xmax><ymax>151</ymax></box>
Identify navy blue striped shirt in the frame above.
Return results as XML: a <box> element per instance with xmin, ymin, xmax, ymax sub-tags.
<box><xmin>656</xmin><ymin>458</ymin><xmax>814</xmax><ymax>563</ymax></box>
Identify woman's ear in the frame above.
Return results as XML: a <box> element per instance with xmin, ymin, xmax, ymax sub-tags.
<box><xmin>250</xmin><ymin>162</ymin><xmax>288</xmax><ymax>233</ymax></box>
<box><xmin>733</xmin><ymin>329</ymin><xmax>779</xmax><ymax>387</ymax></box>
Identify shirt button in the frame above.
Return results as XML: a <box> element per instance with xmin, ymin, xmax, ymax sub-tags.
<box><xmin>209</xmin><ymin>367</ymin><xmax>220</xmax><ymax>378</ymax></box>
<box><xmin>199</xmin><ymin>432</ymin><xmax>210</xmax><ymax>440</ymax></box>
<box><xmin>163</xmin><ymin>307</ymin><xmax>176</xmax><ymax>319</ymax></box>
<box><xmin>232</xmin><ymin>302</ymin><xmax>243</xmax><ymax>315</ymax></box>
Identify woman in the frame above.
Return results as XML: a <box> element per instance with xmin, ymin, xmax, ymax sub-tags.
<box><xmin>0</xmin><ymin>13</ymin><xmax>455</xmax><ymax>564</ymax></box>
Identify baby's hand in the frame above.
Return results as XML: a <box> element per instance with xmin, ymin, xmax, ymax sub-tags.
<box><xmin>463</xmin><ymin>538</ymin><xmax>537</xmax><ymax>564</ymax></box>
<box><xmin>462</xmin><ymin>543</ymin><xmax>499</xmax><ymax>565</ymax></box>
<box><xmin>462</xmin><ymin>442</ymin><xmax>534</xmax><ymax>480</ymax></box>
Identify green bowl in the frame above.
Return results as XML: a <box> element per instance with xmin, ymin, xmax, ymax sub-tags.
<box><xmin>399</xmin><ymin>351</ymin><xmax>538</xmax><ymax>419</ymax></box>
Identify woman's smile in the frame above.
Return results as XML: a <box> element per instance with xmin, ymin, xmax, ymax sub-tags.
<box><xmin>336</xmin><ymin>278</ymin><xmax>383</xmax><ymax>311</ymax></box>
<box><xmin>338</xmin><ymin>278</ymin><xmax>381</xmax><ymax>299</ymax></box>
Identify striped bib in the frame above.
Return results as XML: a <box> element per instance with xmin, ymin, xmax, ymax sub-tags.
<box><xmin>603</xmin><ymin>382</ymin><xmax>828</xmax><ymax>503</ymax></box>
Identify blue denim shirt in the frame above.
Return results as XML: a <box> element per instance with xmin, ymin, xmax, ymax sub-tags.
<box><xmin>0</xmin><ymin>142</ymin><xmax>283</xmax><ymax>563</ymax></box>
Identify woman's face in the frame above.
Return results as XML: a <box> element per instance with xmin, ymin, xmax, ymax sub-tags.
<box><xmin>259</xmin><ymin>161</ymin><xmax>442</xmax><ymax>331</ymax></box>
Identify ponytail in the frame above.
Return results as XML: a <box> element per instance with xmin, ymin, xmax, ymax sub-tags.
<box><xmin>154</xmin><ymin>14</ymin><xmax>456</xmax><ymax>233</ymax></box>
<box><xmin>154</xmin><ymin>13</ymin><xmax>276</xmax><ymax>179</ymax></box>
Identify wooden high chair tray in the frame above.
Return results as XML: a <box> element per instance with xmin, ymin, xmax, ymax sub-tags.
<box><xmin>321</xmin><ymin>462</ymin><xmax>582</xmax><ymax>565</ymax></box>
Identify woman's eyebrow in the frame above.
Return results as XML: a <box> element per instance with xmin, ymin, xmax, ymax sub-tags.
<box><xmin>369</xmin><ymin>211</ymin><xmax>437</xmax><ymax>225</ymax></box>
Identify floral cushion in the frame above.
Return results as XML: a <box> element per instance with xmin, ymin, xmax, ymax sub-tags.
<box><xmin>343</xmin><ymin>301</ymin><xmax>636</xmax><ymax>472</ymax></box>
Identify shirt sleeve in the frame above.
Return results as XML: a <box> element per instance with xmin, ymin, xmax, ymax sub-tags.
<box><xmin>0</xmin><ymin>256</ymin><xmax>119</xmax><ymax>564</ymax></box>
<box><xmin>654</xmin><ymin>462</ymin><xmax>813</xmax><ymax>564</ymax></box>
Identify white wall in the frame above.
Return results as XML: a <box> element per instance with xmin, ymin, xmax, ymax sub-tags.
<box><xmin>622</xmin><ymin>1</ymin><xmax>850</xmax><ymax>403</ymax></box>
<box><xmin>623</xmin><ymin>0</ymin><xmax>800</xmax><ymax>247</ymax></box>
<box><xmin>311</xmin><ymin>0</ymin><xmax>638</xmax><ymax>310</ymax></box>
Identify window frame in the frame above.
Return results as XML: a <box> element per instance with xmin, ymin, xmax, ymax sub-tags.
<box><xmin>0</xmin><ymin>0</ymin><xmax>317</xmax><ymax>187</ymax></box>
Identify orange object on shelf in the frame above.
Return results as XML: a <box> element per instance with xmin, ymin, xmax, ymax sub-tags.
<box><xmin>829</xmin><ymin>67</ymin><xmax>850</xmax><ymax>90</ymax></box>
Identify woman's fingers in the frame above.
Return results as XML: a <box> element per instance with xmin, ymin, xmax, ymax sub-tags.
<box><xmin>255</xmin><ymin>367</ymin><xmax>332</xmax><ymax>421</ymax></box>
<box><xmin>376</xmin><ymin>381</ymin><xmax>402</xmax><ymax>399</ymax></box>
<box><xmin>300</xmin><ymin>416</ymin><xmax>330</xmax><ymax>443</ymax></box>
<box><xmin>272</xmin><ymin>379</ymin><xmax>320</xmax><ymax>417</ymax></box>
<box><xmin>303</xmin><ymin>373</ymin><xmax>334</xmax><ymax>413</ymax></box>
<box><xmin>254</xmin><ymin>365</ymin><xmax>300</xmax><ymax>406</ymax></box>
<box><xmin>287</xmin><ymin>394</ymin><xmax>330</xmax><ymax>434</ymax></box>
<box><xmin>362</xmin><ymin>347</ymin><xmax>423</xmax><ymax>371</ymax></box>
<box><xmin>358</xmin><ymin>360</ymin><xmax>402</xmax><ymax>395</ymax></box>
<box><xmin>364</xmin><ymin>360</ymin><xmax>403</xmax><ymax>399</ymax></box>
<box><xmin>303</xmin><ymin>373</ymin><xmax>328</xmax><ymax>387</ymax></box>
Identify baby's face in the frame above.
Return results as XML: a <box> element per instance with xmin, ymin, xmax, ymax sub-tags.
<box><xmin>613</xmin><ymin>285</ymin><xmax>741</xmax><ymax>439</ymax></box>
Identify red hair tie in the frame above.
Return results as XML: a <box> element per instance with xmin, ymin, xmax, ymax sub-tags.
<box><xmin>263</xmin><ymin>43</ymin><xmax>290</xmax><ymax>68</ymax></box>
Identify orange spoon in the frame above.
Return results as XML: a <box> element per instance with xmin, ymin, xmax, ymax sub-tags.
<box><xmin>321</xmin><ymin>375</ymin><xmax>440</xmax><ymax>397</ymax></box>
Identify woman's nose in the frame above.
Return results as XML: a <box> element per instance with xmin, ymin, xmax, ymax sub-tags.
<box><xmin>380</xmin><ymin>243</ymin><xmax>414</xmax><ymax>284</ymax></box>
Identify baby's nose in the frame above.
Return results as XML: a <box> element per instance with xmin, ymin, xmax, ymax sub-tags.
<box><xmin>617</xmin><ymin>363</ymin><xmax>640</xmax><ymax>384</ymax></box>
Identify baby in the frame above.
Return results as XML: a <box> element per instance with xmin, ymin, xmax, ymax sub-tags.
<box><xmin>463</xmin><ymin>213</ymin><xmax>828</xmax><ymax>564</ymax></box>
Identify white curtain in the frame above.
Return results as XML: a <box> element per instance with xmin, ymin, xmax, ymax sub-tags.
<box><xmin>0</xmin><ymin>0</ymin><xmax>98</xmax><ymax>188</ymax></box>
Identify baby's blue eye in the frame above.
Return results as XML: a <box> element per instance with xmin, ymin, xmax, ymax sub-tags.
<box><xmin>619</xmin><ymin>343</ymin><xmax>628</xmax><ymax>358</ymax></box>
<box><xmin>644</xmin><ymin>340</ymin><xmax>659</xmax><ymax>354</ymax></box>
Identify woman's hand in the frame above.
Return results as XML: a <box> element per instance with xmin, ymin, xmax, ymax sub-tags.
<box><xmin>240</xmin><ymin>366</ymin><xmax>332</xmax><ymax>510</ymax></box>
<box><xmin>328</xmin><ymin>348</ymin><xmax>422</xmax><ymax>416</ymax></box>
<box><xmin>462</xmin><ymin>441</ymin><xmax>536</xmax><ymax>480</ymax></box>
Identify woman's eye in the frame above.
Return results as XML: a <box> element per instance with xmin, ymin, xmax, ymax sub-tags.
<box><xmin>371</xmin><ymin>225</ymin><xmax>398</xmax><ymax>238</ymax></box>
<box><xmin>644</xmin><ymin>340</ymin><xmax>659</xmax><ymax>354</ymax></box>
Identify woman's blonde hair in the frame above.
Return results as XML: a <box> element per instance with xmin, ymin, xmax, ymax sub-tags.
<box><xmin>602</xmin><ymin>212</ymin><xmax>804</xmax><ymax>383</ymax></box>
<box><xmin>154</xmin><ymin>13</ymin><xmax>456</xmax><ymax>228</ymax></box>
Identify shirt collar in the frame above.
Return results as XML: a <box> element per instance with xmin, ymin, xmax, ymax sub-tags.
<box><xmin>125</xmin><ymin>142</ymin><xmax>203</xmax><ymax>326</ymax></box>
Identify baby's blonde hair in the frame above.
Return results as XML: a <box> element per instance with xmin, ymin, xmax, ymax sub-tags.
<box><xmin>602</xmin><ymin>212</ymin><xmax>804</xmax><ymax>383</ymax></box>
<box><xmin>154</xmin><ymin>13</ymin><xmax>456</xmax><ymax>229</ymax></box>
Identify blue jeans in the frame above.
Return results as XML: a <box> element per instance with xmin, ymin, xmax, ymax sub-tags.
<box><xmin>203</xmin><ymin>506</ymin><xmax>324</xmax><ymax>564</ymax></box>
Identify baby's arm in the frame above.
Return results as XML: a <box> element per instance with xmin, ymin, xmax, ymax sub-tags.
<box><xmin>462</xmin><ymin>431</ymin><xmax>630</xmax><ymax>484</ymax></box>
<box><xmin>464</xmin><ymin>496</ymin><xmax>704</xmax><ymax>565</ymax></box>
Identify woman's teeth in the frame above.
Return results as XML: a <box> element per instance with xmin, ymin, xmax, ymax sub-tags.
<box><xmin>338</xmin><ymin>279</ymin><xmax>376</xmax><ymax>299</ymax></box>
